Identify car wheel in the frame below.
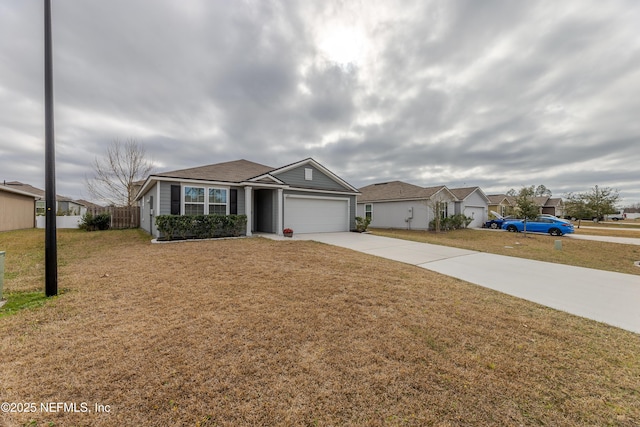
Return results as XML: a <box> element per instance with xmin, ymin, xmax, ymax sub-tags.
<box><xmin>506</xmin><ymin>225</ymin><xmax>518</xmax><ymax>232</ymax></box>
<box><xmin>490</xmin><ymin>223</ymin><xmax>498</xmax><ymax>229</ymax></box>
<box><xmin>549</xmin><ymin>228</ymin><xmax>562</xmax><ymax>236</ymax></box>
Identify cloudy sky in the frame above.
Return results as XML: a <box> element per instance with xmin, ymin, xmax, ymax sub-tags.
<box><xmin>1</xmin><ymin>0</ymin><xmax>639</xmax><ymax>205</ymax></box>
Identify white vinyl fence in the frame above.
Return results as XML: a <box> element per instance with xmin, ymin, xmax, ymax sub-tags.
<box><xmin>36</xmin><ymin>216</ymin><xmax>82</xmax><ymax>229</ymax></box>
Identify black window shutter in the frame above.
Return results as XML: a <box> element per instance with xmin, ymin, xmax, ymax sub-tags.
<box><xmin>171</xmin><ymin>185</ymin><xmax>181</xmax><ymax>215</ymax></box>
<box><xmin>230</xmin><ymin>189</ymin><xmax>238</xmax><ymax>214</ymax></box>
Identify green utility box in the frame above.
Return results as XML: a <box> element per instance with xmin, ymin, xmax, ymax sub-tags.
<box><xmin>0</xmin><ymin>251</ymin><xmax>5</xmax><ymax>300</ymax></box>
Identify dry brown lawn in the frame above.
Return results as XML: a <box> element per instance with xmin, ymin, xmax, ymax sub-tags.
<box><xmin>1</xmin><ymin>229</ymin><xmax>639</xmax><ymax>426</ymax></box>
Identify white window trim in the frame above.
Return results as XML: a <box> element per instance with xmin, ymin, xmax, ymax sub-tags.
<box><xmin>208</xmin><ymin>187</ymin><xmax>230</xmax><ymax>215</ymax></box>
<box><xmin>304</xmin><ymin>168</ymin><xmax>313</xmax><ymax>181</ymax></box>
<box><xmin>182</xmin><ymin>184</ymin><xmax>230</xmax><ymax>215</ymax></box>
<box><xmin>364</xmin><ymin>203</ymin><xmax>373</xmax><ymax>221</ymax></box>
<box><xmin>183</xmin><ymin>185</ymin><xmax>206</xmax><ymax>215</ymax></box>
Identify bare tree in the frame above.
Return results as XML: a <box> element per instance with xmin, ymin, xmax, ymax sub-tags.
<box><xmin>86</xmin><ymin>139</ymin><xmax>155</xmax><ymax>206</ymax></box>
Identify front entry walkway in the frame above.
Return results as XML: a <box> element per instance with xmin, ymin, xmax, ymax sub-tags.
<box><xmin>265</xmin><ymin>232</ymin><xmax>640</xmax><ymax>334</ymax></box>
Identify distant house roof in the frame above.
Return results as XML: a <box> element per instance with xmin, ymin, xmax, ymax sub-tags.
<box><xmin>545</xmin><ymin>197</ymin><xmax>564</xmax><ymax>207</ymax></box>
<box><xmin>3</xmin><ymin>181</ymin><xmax>44</xmax><ymax>198</ymax></box>
<box><xmin>358</xmin><ymin>181</ymin><xmax>455</xmax><ymax>203</ymax></box>
<box><xmin>450</xmin><ymin>186</ymin><xmax>489</xmax><ymax>202</ymax></box>
<box><xmin>75</xmin><ymin>199</ymin><xmax>103</xmax><ymax>209</ymax></box>
<box><xmin>487</xmin><ymin>194</ymin><xmax>511</xmax><ymax>205</ymax></box>
<box><xmin>0</xmin><ymin>183</ymin><xmax>39</xmax><ymax>199</ymax></box>
<box><xmin>3</xmin><ymin>181</ymin><xmax>78</xmax><ymax>203</ymax></box>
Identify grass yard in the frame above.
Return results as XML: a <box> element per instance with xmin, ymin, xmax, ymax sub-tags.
<box><xmin>371</xmin><ymin>228</ymin><xmax>640</xmax><ymax>276</ymax></box>
<box><xmin>0</xmin><ymin>229</ymin><xmax>639</xmax><ymax>426</ymax></box>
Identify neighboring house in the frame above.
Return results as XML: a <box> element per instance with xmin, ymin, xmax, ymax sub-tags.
<box><xmin>488</xmin><ymin>194</ymin><xmax>566</xmax><ymax>218</ymax></box>
<box><xmin>0</xmin><ymin>183</ymin><xmax>37</xmax><ymax>231</ymax></box>
<box><xmin>356</xmin><ymin>181</ymin><xmax>458</xmax><ymax>230</ymax></box>
<box><xmin>449</xmin><ymin>187</ymin><xmax>490</xmax><ymax>228</ymax></box>
<box><xmin>539</xmin><ymin>197</ymin><xmax>565</xmax><ymax>218</ymax></box>
<box><xmin>135</xmin><ymin>158</ymin><xmax>360</xmax><ymax>238</ymax></box>
<box><xmin>2</xmin><ymin>181</ymin><xmax>86</xmax><ymax>216</ymax></box>
<box><xmin>487</xmin><ymin>194</ymin><xmax>515</xmax><ymax>218</ymax></box>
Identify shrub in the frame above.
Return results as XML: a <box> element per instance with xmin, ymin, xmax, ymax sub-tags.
<box><xmin>155</xmin><ymin>214</ymin><xmax>248</xmax><ymax>241</ymax></box>
<box><xmin>79</xmin><ymin>212</ymin><xmax>111</xmax><ymax>231</ymax></box>
<box><xmin>429</xmin><ymin>214</ymin><xmax>472</xmax><ymax>231</ymax></box>
<box><xmin>355</xmin><ymin>216</ymin><xmax>371</xmax><ymax>232</ymax></box>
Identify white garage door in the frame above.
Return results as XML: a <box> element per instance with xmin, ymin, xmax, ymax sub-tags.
<box><xmin>284</xmin><ymin>196</ymin><xmax>349</xmax><ymax>233</ymax></box>
<box><xmin>464</xmin><ymin>207</ymin><xmax>485</xmax><ymax>228</ymax></box>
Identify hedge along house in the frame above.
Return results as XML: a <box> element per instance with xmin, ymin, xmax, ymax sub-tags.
<box><xmin>135</xmin><ymin>158</ymin><xmax>360</xmax><ymax>238</ymax></box>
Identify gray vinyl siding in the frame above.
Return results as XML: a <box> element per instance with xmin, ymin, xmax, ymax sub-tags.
<box><xmin>284</xmin><ymin>190</ymin><xmax>357</xmax><ymax>230</ymax></box>
<box><xmin>271</xmin><ymin>190</ymin><xmax>278</xmax><ymax>232</ymax></box>
<box><xmin>234</xmin><ymin>186</ymin><xmax>246</xmax><ymax>215</ymax></box>
<box><xmin>275</xmin><ymin>165</ymin><xmax>346</xmax><ymax>191</ymax></box>
<box><xmin>139</xmin><ymin>182</ymin><xmax>157</xmax><ymax>235</ymax></box>
<box><xmin>158</xmin><ymin>181</ymin><xmax>172</xmax><ymax>215</ymax></box>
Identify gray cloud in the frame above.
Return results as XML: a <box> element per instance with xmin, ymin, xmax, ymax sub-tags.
<box><xmin>1</xmin><ymin>0</ymin><xmax>639</xmax><ymax>206</ymax></box>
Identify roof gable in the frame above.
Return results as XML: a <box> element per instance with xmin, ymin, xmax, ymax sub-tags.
<box><xmin>450</xmin><ymin>186</ymin><xmax>489</xmax><ymax>202</ymax></box>
<box><xmin>269</xmin><ymin>158</ymin><xmax>358</xmax><ymax>193</ymax></box>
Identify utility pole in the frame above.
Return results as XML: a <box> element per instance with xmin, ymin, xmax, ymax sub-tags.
<box><xmin>44</xmin><ymin>0</ymin><xmax>58</xmax><ymax>296</ymax></box>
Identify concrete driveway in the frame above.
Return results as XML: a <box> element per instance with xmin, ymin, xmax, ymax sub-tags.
<box><xmin>287</xmin><ymin>232</ymin><xmax>640</xmax><ymax>334</ymax></box>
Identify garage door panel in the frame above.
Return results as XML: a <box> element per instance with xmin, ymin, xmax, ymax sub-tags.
<box><xmin>464</xmin><ymin>207</ymin><xmax>484</xmax><ymax>228</ymax></box>
<box><xmin>285</xmin><ymin>197</ymin><xmax>349</xmax><ymax>233</ymax></box>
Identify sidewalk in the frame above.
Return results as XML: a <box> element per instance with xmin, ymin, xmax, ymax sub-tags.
<box><xmin>567</xmin><ymin>234</ymin><xmax>640</xmax><ymax>245</ymax></box>
<box><xmin>276</xmin><ymin>232</ymin><xmax>640</xmax><ymax>334</ymax></box>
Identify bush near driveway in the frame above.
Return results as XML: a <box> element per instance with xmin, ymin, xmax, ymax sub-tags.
<box><xmin>0</xmin><ymin>229</ymin><xmax>639</xmax><ymax>426</ymax></box>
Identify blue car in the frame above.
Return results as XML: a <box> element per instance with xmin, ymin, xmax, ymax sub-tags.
<box><xmin>502</xmin><ymin>216</ymin><xmax>575</xmax><ymax>236</ymax></box>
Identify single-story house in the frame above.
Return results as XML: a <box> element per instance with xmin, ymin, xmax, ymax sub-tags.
<box><xmin>355</xmin><ymin>181</ymin><xmax>458</xmax><ymax>230</ymax></box>
<box><xmin>487</xmin><ymin>194</ymin><xmax>566</xmax><ymax>218</ymax></box>
<box><xmin>487</xmin><ymin>194</ymin><xmax>515</xmax><ymax>218</ymax></box>
<box><xmin>537</xmin><ymin>197</ymin><xmax>565</xmax><ymax>218</ymax></box>
<box><xmin>0</xmin><ymin>183</ymin><xmax>37</xmax><ymax>231</ymax></box>
<box><xmin>449</xmin><ymin>187</ymin><xmax>490</xmax><ymax>228</ymax></box>
<box><xmin>135</xmin><ymin>158</ymin><xmax>360</xmax><ymax>238</ymax></box>
<box><xmin>2</xmin><ymin>181</ymin><xmax>86</xmax><ymax>216</ymax></box>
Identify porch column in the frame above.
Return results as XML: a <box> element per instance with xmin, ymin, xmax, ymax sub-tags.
<box><xmin>277</xmin><ymin>189</ymin><xmax>284</xmax><ymax>235</ymax></box>
<box><xmin>245</xmin><ymin>186</ymin><xmax>252</xmax><ymax>236</ymax></box>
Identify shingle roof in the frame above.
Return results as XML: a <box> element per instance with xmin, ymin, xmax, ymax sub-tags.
<box><xmin>358</xmin><ymin>181</ymin><xmax>448</xmax><ymax>202</ymax></box>
<box><xmin>4</xmin><ymin>181</ymin><xmax>44</xmax><ymax>198</ymax></box>
<box><xmin>0</xmin><ymin>183</ymin><xmax>39</xmax><ymax>198</ymax></box>
<box><xmin>154</xmin><ymin>159</ymin><xmax>275</xmax><ymax>182</ymax></box>
<box><xmin>487</xmin><ymin>194</ymin><xmax>516</xmax><ymax>205</ymax></box>
<box><xmin>545</xmin><ymin>197</ymin><xmax>563</xmax><ymax>207</ymax></box>
<box><xmin>449</xmin><ymin>186</ymin><xmax>479</xmax><ymax>200</ymax></box>
<box><xmin>3</xmin><ymin>181</ymin><xmax>79</xmax><ymax>202</ymax></box>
